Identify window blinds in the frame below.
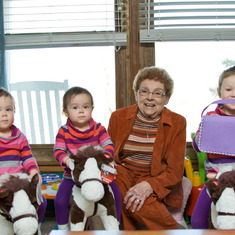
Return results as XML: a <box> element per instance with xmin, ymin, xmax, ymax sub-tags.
<box><xmin>4</xmin><ymin>0</ymin><xmax>235</xmax><ymax>49</ymax></box>
<box><xmin>4</xmin><ymin>0</ymin><xmax>127</xmax><ymax>49</ymax></box>
<box><xmin>4</xmin><ymin>0</ymin><xmax>126</xmax><ymax>33</ymax></box>
<box><xmin>139</xmin><ymin>0</ymin><xmax>235</xmax><ymax>41</ymax></box>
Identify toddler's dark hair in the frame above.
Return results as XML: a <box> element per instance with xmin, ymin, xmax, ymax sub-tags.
<box><xmin>63</xmin><ymin>86</ymin><xmax>94</xmax><ymax>113</ymax></box>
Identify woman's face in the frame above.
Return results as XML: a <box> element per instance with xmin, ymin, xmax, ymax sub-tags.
<box><xmin>135</xmin><ymin>79</ymin><xmax>170</xmax><ymax>120</ymax></box>
<box><xmin>218</xmin><ymin>74</ymin><xmax>235</xmax><ymax>115</ymax></box>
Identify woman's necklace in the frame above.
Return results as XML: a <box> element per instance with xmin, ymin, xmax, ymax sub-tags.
<box><xmin>146</xmin><ymin>122</ymin><xmax>158</xmax><ymax>139</ymax></box>
<box><xmin>137</xmin><ymin>111</ymin><xmax>159</xmax><ymax>139</ymax></box>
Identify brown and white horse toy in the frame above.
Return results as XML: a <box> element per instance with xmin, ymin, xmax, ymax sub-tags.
<box><xmin>69</xmin><ymin>145</ymin><xmax>119</xmax><ymax>231</ymax></box>
<box><xmin>0</xmin><ymin>173</ymin><xmax>42</xmax><ymax>235</ymax></box>
<box><xmin>206</xmin><ymin>170</ymin><xmax>235</xmax><ymax>229</ymax></box>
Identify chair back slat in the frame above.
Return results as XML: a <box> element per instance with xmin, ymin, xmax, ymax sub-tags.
<box><xmin>45</xmin><ymin>90</ymin><xmax>54</xmax><ymax>144</ymax></box>
<box><xmin>16</xmin><ymin>90</ymin><xmax>26</xmax><ymax>138</ymax></box>
<box><xmin>35</xmin><ymin>90</ymin><xmax>45</xmax><ymax>143</ymax></box>
<box><xmin>26</xmin><ymin>90</ymin><xmax>36</xmax><ymax>143</ymax></box>
<box><xmin>54</xmin><ymin>90</ymin><xmax>62</xmax><ymax>128</ymax></box>
<box><xmin>8</xmin><ymin>80</ymin><xmax>68</xmax><ymax>144</ymax></box>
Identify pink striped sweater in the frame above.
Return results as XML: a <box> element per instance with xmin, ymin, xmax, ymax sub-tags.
<box><xmin>54</xmin><ymin>118</ymin><xmax>114</xmax><ymax>178</ymax></box>
<box><xmin>0</xmin><ymin>125</ymin><xmax>39</xmax><ymax>175</ymax></box>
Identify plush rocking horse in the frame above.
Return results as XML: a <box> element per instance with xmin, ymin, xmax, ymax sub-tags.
<box><xmin>0</xmin><ymin>173</ymin><xmax>42</xmax><ymax>235</ymax></box>
<box><xmin>69</xmin><ymin>145</ymin><xmax>119</xmax><ymax>231</ymax></box>
<box><xmin>205</xmin><ymin>170</ymin><xmax>235</xmax><ymax>229</ymax></box>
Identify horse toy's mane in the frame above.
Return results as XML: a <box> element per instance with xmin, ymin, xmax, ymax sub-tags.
<box><xmin>0</xmin><ymin>174</ymin><xmax>39</xmax><ymax>208</ymax></box>
<box><xmin>70</xmin><ymin>145</ymin><xmax>113</xmax><ymax>186</ymax></box>
<box><xmin>69</xmin><ymin>145</ymin><xmax>119</xmax><ymax>231</ymax></box>
<box><xmin>1</xmin><ymin>174</ymin><xmax>31</xmax><ymax>189</ymax></box>
<box><xmin>206</xmin><ymin>170</ymin><xmax>235</xmax><ymax>229</ymax></box>
<box><xmin>70</xmin><ymin>145</ymin><xmax>112</xmax><ymax>167</ymax></box>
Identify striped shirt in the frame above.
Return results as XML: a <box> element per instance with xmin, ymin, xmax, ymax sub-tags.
<box><xmin>0</xmin><ymin>125</ymin><xmax>39</xmax><ymax>175</ymax></box>
<box><xmin>54</xmin><ymin>118</ymin><xmax>114</xmax><ymax>178</ymax></box>
<box><xmin>120</xmin><ymin>112</ymin><xmax>159</xmax><ymax>172</ymax></box>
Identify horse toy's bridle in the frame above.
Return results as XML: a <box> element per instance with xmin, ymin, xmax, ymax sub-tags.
<box><xmin>74</xmin><ymin>177</ymin><xmax>104</xmax><ymax>217</ymax></box>
<box><xmin>0</xmin><ymin>206</ymin><xmax>37</xmax><ymax>223</ymax></box>
<box><xmin>76</xmin><ymin>178</ymin><xmax>102</xmax><ymax>188</ymax></box>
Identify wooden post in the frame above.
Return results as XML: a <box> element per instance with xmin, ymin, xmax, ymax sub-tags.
<box><xmin>126</xmin><ymin>0</ymin><xmax>140</xmax><ymax>105</ymax></box>
<box><xmin>115</xmin><ymin>0</ymin><xmax>155</xmax><ymax>109</ymax></box>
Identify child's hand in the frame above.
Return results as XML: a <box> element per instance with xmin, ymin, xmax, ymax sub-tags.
<box><xmin>29</xmin><ymin>169</ymin><xmax>42</xmax><ymax>185</ymax></box>
<box><xmin>63</xmin><ymin>156</ymin><xmax>74</xmax><ymax>168</ymax></box>
<box><xmin>206</xmin><ymin>173</ymin><xmax>217</xmax><ymax>179</ymax></box>
<box><xmin>206</xmin><ymin>168</ymin><xmax>219</xmax><ymax>179</ymax></box>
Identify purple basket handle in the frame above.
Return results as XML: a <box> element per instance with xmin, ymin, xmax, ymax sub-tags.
<box><xmin>201</xmin><ymin>99</ymin><xmax>235</xmax><ymax>117</ymax></box>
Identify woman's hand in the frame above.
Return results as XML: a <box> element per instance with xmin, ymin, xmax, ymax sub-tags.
<box><xmin>124</xmin><ymin>181</ymin><xmax>153</xmax><ymax>213</ymax></box>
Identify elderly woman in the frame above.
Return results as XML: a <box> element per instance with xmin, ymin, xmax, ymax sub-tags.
<box><xmin>108</xmin><ymin>66</ymin><xmax>186</xmax><ymax>230</ymax></box>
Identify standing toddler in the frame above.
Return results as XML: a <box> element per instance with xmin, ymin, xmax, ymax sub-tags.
<box><xmin>191</xmin><ymin>65</ymin><xmax>235</xmax><ymax>228</ymax></box>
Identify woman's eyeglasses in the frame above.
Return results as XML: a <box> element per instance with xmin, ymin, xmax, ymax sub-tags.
<box><xmin>138</xmin><ymin>89</ymin><xmax>166</xmax><ymax>98</ymax></box>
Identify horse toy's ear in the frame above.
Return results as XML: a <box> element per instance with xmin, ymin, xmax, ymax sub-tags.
<box><xmin>31</xmin><ymin>174</ymin><xmax>39</xmax><ymax>185</ymax></box>
<box><xmin>0</xmin><ymin>189</ymin><xmax>9</xmax><ymax>198</ymax></box>
<box><xmin>70</xmin><ymin>154</ymin><xmax>76</xmax><ymax>161</ymax></box>
<box><xmin>101</xmin><ymin>153</ymin><xmax>114</xmax><ymax>164</ymax></box>
<box><xmin>29</xmin><ymin>174</ymin><xmax>43</xmax><ymax>206</ymax></box>
<box><xmin>69</xmin><ymin>154</ymin><xmax>79</xmax><ymax>171</ymax></box>
<box><xmin>69</xmin><ymin>161</ymin><xmax>75</xmax><ymax>171</ymax></box>
<box><xmin>205</xmin><ymin>179</ymin><xmax>219</xmax><ymax>189</ymax></box>
<box><xmin>205</xmin><ymin>179</ymin><xmax>220</xmax><ymax>203</ymax></box>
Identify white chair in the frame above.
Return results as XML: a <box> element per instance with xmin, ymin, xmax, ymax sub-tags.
<box><xmin>8</xmin><ymin>80</ymin><xmax>68</xmax><ymax>144</ymax></box>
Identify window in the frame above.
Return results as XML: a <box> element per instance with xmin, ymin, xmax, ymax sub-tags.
<box><xmin>137</xmin><ymin>0</ymin><xmax>235</xmax><ymax>141</ymax></box>
<box><xmin>4</xmin><ymin>0</ymin><xmax>120</xmax><ymax>143</ymax></box>
<box><xmin>6</xmin><ymin>46</ymin><xmax>115</xmax><ymax>144</ymax></box>
<box><xmin>139</xmin><ymin>0</ymin><xmax>235</xmax><ymax>42</ymax></box>
<box><xmin>155</xmin><ymin>41</ymin><xmax>235</xmax><ymax>141</ymax></box>
<box><xmin>4</xmin><ymin>0</ymin><xmax>126</xmax><ymax>49</ymax></box>
<box><xmin>4</xmin><ymin>0</ymin><xmax>235</xmax><ymax>143</ymax></box>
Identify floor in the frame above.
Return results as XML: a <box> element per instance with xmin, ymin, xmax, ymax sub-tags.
<box><xmin>41</xmin><ymin>216</ymin><xmax>192</xmax><ymax>235</ymax></box>
<box><xmin>41</xmin><ymin>216</ymin><xmax>57</xmax><ymax>235</ymax></box>
<box><xmin>40</xmin><ymin>215</ymin><xmax>105</xmax><ymax>234</ymax></box>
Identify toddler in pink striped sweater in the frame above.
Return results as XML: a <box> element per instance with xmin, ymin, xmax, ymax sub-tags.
<box><xmin>0</xmin><ymin>87</ymin><xmax>47</xmax><ymax>225</ymax></box>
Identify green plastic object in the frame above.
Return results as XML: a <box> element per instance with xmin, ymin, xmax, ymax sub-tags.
<box><xmin>191</xmin><ymin>132</ymin><xmax>206</xmax><ymax>184</ymax></box>
<box><xmin>196</xmin><ymin>152</ymin><xmax>206</xmax><ymax>184</ymax></box>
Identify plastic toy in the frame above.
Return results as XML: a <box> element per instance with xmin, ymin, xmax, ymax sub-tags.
<box><xmin>184</xmin><ymin>156</ymin><xmax>204</xmax><ymax>216</ymax></box>
<box><xmin>191</xmin><ymin>132</ymin><xmax>206</xmax><ymax>184</ymax></box>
